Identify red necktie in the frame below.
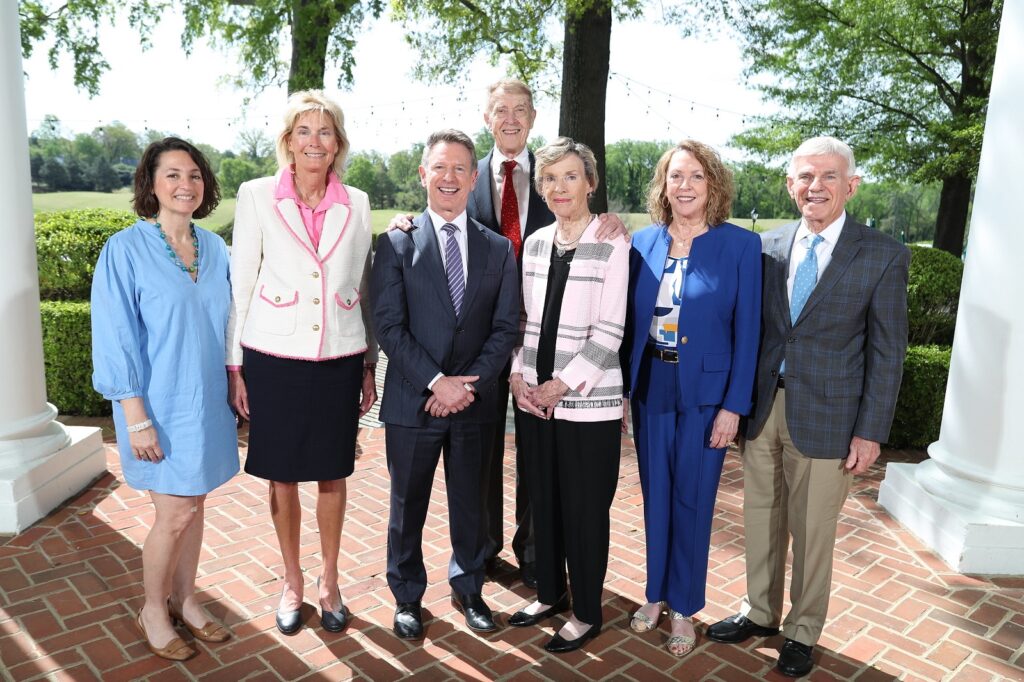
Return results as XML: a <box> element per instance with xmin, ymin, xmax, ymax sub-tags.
<box><xmin>501</xmin><ymin>160</ymin><xmax>523</xmax><ymax>258</ymax></box>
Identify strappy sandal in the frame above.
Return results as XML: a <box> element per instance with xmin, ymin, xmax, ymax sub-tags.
<box><xmin>667</xmin><ymin>609</ymin><xmax>697</xmax><ymax>657</ymax></box>
<box><xmin>168</xmin><ymin>602</ymin><xmax>231</xmax><ymax>643</ymax></box>
<box><xmin>136</xmin><ymin>611</ymin><xmax>197</xmax><ymax>661</ymax></box>
<box><xmin>630</xmin><ymin>601</ymin><xmax>664</xmax><ymax>633</ymax></box>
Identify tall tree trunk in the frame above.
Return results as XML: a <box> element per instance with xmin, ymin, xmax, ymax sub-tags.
<box><xmin>933</xmin><ymin>172</ymin><xmax>972</xmax><ymax>256</ymax></box>
<box><xmin>288</xmin><ymin>0</ymin><xmax>331</xmax><ymax>94</ymax></box>
<box><xmin>559</xmin><ymin>3</ymin><xmax>611</xmax><ymax>214</ymax></box>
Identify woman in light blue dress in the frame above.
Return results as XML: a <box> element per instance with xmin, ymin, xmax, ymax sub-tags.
<box><xmin>92</xmin><ymin>137</ymin><xmax>239</xmax><ymax>661</ymax></box>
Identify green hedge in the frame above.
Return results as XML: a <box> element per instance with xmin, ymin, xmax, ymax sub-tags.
<box><xmin>36</xmin><ymin>209</ymin><xmax>136</xmax><ymax>300</ymax></box>
<box><xmin>907</xmin><ymin>245</ymin><xmax>963</xmax><ymax>345</ymax></box>
<box><xmin>40</xmin><ymin>301</ymin><xmax>109</xmax><ymax>417</ymax></box>
<box><xmin>888</xmin><ymin>344</ymin><xmax>951</xmax><ymax>449</ymax></box>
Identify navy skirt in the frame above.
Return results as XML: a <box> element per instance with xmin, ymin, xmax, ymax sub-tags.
<box><xmin>243</xmin><ymin>348</ymin><xmax>363</xmax><ymax>482</ymax></box>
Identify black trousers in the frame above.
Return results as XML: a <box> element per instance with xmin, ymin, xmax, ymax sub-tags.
<box><xmin>518</xmin><ymin>413</ymin><xmax>621</xmax><ymax>626</ymax></box>
<box><xmin>483</xmin><ymin>364</ymin><xmax>535</xmax><ymax>565</ymax></box>
<box><xmin>385</xmin><ymin>420</ymin><xmax>492</xmax><ymax>603</ymax></box>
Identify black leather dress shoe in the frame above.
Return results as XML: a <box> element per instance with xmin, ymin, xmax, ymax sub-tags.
<box><xmin>706</xmin><ymin>613</ymin><xmax>780</xmax><ymax>643</ymax></box>
<box><xmin>508</xmin><ymin>595</ymin><xmax>570</xmax><ymax>627</ymax></box>
<box><xmin>275</xmin><ymin>606</ymin><xmax>302</xmax><ymax>635</ymax></box>
<box><xmin>519</xmin><ymin>562</ymin><xmax>537</xmax><ymax>589</ymax></box>
<box><xmin>544</xmin><ymin>624</ymin><xmax>601</xmax><ymax>653</ymax></box>
<box><xmin>777</xmin><ymin>638</ymin><xmax>814</xmax><ymax>677</ymax></box>
<box><xmin>450</xmin><ymin>592</ymin><xmax>498</xmax><ymax>633</ymax></box>
<box><xmin>393</xmin><ymin>602</ymin><xmax>423</xmax><ymax>640</ymax></box>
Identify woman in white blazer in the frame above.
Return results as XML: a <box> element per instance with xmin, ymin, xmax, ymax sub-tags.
<box><xmin>226</xmin><ymin>90</ymin><xmax>377</xmax><ymax>635</ymax></box>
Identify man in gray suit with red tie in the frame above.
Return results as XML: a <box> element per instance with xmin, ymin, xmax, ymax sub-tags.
<box><xmin>372</xmin><ymin>129</ymin><xmax>519</xmax><ymax>641</ymax></box>
<box><xmin>708</xmin><ymin>136</ymin><xmax>909</xmax><ymax>677</ymax></box>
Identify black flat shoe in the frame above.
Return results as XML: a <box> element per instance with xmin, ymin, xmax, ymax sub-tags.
<box><xmin>706</xmin><ymin>613</ymin><xmax>780</xmax><ymax>643</ymax></box>
<box><xmin>544</xmin><ymin>623</ymin><xmax>601</xmax><ymax>653</ymax></box>
<box><xmin>317</xmin><ymin>577</ymin><xmax>349</xmax><ymax>633</ymax></box>
<box><xmin>450</xmin><ymin>592</ymin><xmax>498</xmax><ymax>633</ymax></box>
<box><xmin>508</xmin><ymin>595</ymin><xmax>570</xmax><ymax>627</ymax></box>
<box><xmin>777</xmin><ymin>638</ymin><xmax>814</xmax><ymax>677</ymax></box>
<box><xmin>393</xmin><ymin>601</ymin><xmax>423</xmax><ymax>640</ymax></box>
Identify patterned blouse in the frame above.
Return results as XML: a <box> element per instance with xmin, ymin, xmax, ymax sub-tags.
<box><xmin>649</xmin><ymin>256</ymin><xmax>688</xmax><ymax>347</ymax></box>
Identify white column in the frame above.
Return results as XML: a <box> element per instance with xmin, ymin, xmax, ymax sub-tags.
<box><xmin>878</xmin><ymin>0</ymin><xmax>1024</xmax><ymax>574</ymax></box>
<box><xmin>0</xmin><ymin>3</ymin><xmax>104</xmax><ymax>533</ymax></box>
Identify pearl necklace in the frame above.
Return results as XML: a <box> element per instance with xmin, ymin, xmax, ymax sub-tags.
<box><xmin>554</xmin><ymin>214</ymin><xmax>594</xmax><ymax>256</ymax></box>
<box><xmin>154</xmin><ymin>220</ymin><xmax>199</xmax><ymax>273</ymax></box>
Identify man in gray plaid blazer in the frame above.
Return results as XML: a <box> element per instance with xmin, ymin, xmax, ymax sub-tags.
<box><xmin>707</xmin><ymin>136</ymin><xmax>909</xmax><ymax>677</ymax></box>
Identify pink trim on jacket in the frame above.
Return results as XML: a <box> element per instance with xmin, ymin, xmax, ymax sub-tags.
<box><xmin>240</xmin><ymin>343</ymin><xmax>369</xmax><ymax>363</ymax></box>
<box><xmin>274</xmin><ymin>169</ymin><xmax>349</xmax><ymax>249</ymax></box>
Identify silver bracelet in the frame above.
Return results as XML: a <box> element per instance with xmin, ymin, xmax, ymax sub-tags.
<box><xmin>125</xmin><ymin>419</ymin><xmax>153</xmax><ymax>433</ymax></box>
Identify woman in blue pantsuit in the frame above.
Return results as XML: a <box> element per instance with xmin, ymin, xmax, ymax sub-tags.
<box><xmin>622</xmin><ymin>140</ymin><xmax>761</xmax><ymax>656</ymax></box>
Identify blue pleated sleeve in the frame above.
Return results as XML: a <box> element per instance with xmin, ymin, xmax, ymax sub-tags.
<box><xmin>91</xmin><ymin>234</ymin><xmax>145</xmax><ymax>400</ymax></box>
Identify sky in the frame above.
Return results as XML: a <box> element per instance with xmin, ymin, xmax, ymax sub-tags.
<box><xmin>22</xmin><ymin>7</ymin><xmax>771</xmax><ymax>160</ymax></box>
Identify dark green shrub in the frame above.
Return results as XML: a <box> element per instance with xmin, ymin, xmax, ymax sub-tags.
<box><xmin>907</xmin><ymin>245</ymin><xmax>963</xmax><ymax>345</ymax></box>
<box><xmin>36</xmin><ymin>209</ymin><xmax>136</xmax><ymax>300</ymax></box>
<box><xmin>887</xmin><ymin>345</ymin><xmax>951</xmax><ymax>449</ymax></box>
<box><xmin>39</xmin><ymin>301</ymin><xmax>110</xmax><ymax>417</ymax></box>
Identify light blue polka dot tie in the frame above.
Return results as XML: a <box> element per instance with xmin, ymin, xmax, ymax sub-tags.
<box><xmin>790</xmin><ymin>234</ymin><xmax>824</xmax><ymax>324</ymax></box>
<box><xmin>780</xmin><ymin>234</ymin><xmax>823</xmax><ymax>377</ymax></box>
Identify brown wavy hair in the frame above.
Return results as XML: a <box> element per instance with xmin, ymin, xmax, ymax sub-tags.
<box><xmin>646</xmin><ymin>140</ymin><xmax>734</xmax><ymax>227</ymax></box>
<box><xmin>133</xmin><ymin>137</ymin><xmax>220</xmax><ymax>220</ymax></box>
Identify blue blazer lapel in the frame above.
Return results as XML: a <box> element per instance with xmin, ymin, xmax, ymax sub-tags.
<box><xmin>629</xmin><ymin>226</ymin><xmax>670</xmax><ymax>388</ymax></box>
<box><xmin>411</xmin><ymin>211</ymin><xmax>456</xmax><ymax>319</ymax></box>
<box><xmin>794</xmin><ymin>217</ymin><xmax>863</xmax><ymax>326</ymax></box>
<box><xmin>459</xmin><ymin>219</ymin><xmax>489</xmax><ymax>320</ymax></box>
<box><xmin>471</xmin><ymin>151</ymin><xmax>498</xmax><ymax>231</ymax></box>
<box><xmin>524</xmin><ymin>150</ymin><xmax>555</xmax><ymax>237</ymax></box>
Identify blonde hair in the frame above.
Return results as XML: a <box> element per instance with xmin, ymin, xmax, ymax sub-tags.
<box><xmin>275</xmin><ymin>89</ymin><xmax>350</xmax><ymax>177</ymax></box>
<box><xmin>647</xmin><ymin>140</ymin><xmax>734</xmax><ymax>227</ymax></box>
<box><xmin>533</xmin><ymin>137</ymin><xmax>599</xmax><ymax>195</ymax></box>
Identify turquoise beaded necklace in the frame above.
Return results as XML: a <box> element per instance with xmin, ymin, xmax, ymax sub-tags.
<box><xmin>153</xmin><ymin>218</ymin><xmax>199</xmax><ymax>273</ymax></box>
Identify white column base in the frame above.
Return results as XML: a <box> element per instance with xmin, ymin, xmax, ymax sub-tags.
<box><xmin>0</xmin><ymin>425</ymin><xmax>107</xmax><ymax>534</ymax></box>
<box><xmin>878</xmin><ymin>462</ymin><xmax>1024</xmax><ymax>575</ymax></box>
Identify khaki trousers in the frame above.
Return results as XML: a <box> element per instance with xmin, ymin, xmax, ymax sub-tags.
<box><xmin>739</xmin><ymin>388</ymin><xmax>851</xmax><ymax>646</ymax></box>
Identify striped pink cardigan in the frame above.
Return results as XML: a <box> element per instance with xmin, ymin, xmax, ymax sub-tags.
<box><xmin>510</xmin><ymin>218</ymin><xmax>629</xmax><ymax>422</ymax></box>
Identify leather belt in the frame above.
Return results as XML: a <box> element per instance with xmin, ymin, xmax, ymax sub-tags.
<box><xmin>647</xmin><ymin>345</ymin><xmax>678</xmax><ymax>363</ymax></box>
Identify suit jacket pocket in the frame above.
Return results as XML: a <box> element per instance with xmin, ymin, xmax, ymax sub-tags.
<box><xmin>825</xmin><ymin>377</ymin><xmax>863</xmax><ymax>398</ymax></box>
<box><xmin>702</xmin><ymin>352</ymin><xmax>732</xmax><ymax>372</ymax></box>
<box><xmin>334</xmin><ymin>289</ymin><xmax>361</xmax><ymax>310</ymax></box>
<box><xmin>253</xmin><ymin>285</ymin><xmax>298</xmax><ymax>336</ymax></box>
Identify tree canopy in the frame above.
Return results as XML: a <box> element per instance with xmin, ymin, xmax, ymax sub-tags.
<box><xmin>20</xmin><ymin>0</ymin><xmax>384</xmax><ymax>96</ymax></box>
<box><xmin>688</xmin><ymin>0</ymin><xmax>1002</xmax><ymax>254</ymax></box>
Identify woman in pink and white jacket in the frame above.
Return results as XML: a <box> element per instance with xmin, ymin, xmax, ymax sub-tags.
<box><xmin>506</xmin><ymin>137</ymin><xmax>629</xmax><ymax>654</ymax></box>
<box><xmin>226</xmin><ymin>90</ymin><xmax>377</xmax><ymax>636</ymax></box>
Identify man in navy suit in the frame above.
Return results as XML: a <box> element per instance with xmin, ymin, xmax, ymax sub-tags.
<box><xmin>390</xmin><ymin>80</ymin><xmax>628</xmax><ymax>589</ymax></box>
<box><xmin>372</xmin><ymin>129</ymin><xmax>519</xmax><ymax>640</ymax></box>
<box><xmin>707</xmin><ymin>137</ymin><xmax>909</xmax><ymax>677</ymax></box>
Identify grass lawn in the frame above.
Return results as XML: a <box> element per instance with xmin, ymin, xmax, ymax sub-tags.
<box><xmin>33</xmin><ymin>190</ymin><xmax>237</xmax><ymax>232</ymax></box>
<box><xmin>34</xmin><ymin>193</ymin><xmax>792</xmax><ymax>237</ymax></box>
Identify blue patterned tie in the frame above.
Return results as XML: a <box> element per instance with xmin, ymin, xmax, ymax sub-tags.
<box><xmin>790</xmin><ymin>234</ymin><xmax>824</xmax><ymax>323</ymax></box>
<box><xmin>441</xmin><ymin>223</ymin><xmax>465</xmax><ymax>315</ymax></box>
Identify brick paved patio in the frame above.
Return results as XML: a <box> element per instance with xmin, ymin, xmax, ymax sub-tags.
<box><xmin>1</xmin><ymin>421</ymin><xmax>1023</xmax><ymax>681</ymax></box>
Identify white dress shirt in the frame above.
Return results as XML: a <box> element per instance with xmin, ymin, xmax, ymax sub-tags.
<box><xmin>786</xmin><ymin>212</ymin><xmax>846</xmax><ymax>303</ymax></box>
<box><xmin>427</xmin><ymin>208</ymin><xmax>469</xmax><ymax>283</ymax></box>
<box><xmin>426</xmin><ymin>209</ymin><xmax>470</xmax><ymax>391</ymax></box>
<box><xmin>490</xmin><ymin>146</ymin><xmax>531</xmax><ymax>235</ymax></box>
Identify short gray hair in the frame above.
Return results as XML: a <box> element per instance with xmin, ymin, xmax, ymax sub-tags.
<box><xmin>421</xmin><ymin>129</ymin><xmax>477</xmax><ymax>166</ymax></box>
<box><xmin>533</xmin><ymin>137</ymin><xmax>599</xmax><ymax>195</ymax></box>
<box><xmin>789</xmin><ymin>136</ymin><xmax>857</xmax><ymax>177</ymax></box>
